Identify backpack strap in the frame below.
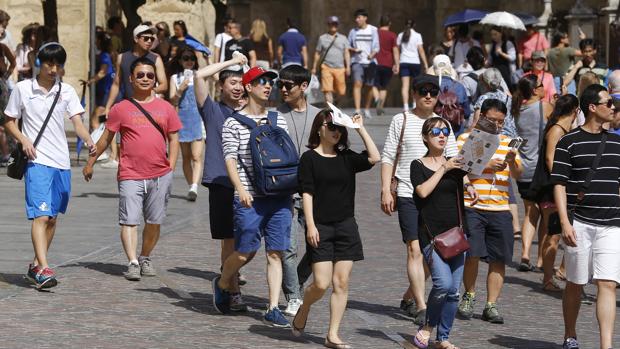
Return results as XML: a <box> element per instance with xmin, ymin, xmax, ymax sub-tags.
<box><xmin>267</xmin><ymin>111</ymin><xmax>278</xmax><ymax>126</ymax></box>
<box><xmin>230</xmin><ymin>112</ymin><xmax>258</xmax><ymax>129</ymax></box>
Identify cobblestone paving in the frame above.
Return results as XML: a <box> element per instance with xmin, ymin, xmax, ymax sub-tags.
<box><xmin>0</xmin><ymin>109</ymin><xmax>616</xmax><ymax>348</ymax></box>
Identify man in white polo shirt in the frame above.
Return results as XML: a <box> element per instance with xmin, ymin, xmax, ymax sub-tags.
<box><xmin>3</xmin><ymin>42</ymin><xmax>95</xmax><ymax>289</ymax></box>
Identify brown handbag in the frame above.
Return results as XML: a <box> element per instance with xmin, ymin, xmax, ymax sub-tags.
<box><xmin>423</xmin><ymin>185</ymin><xmax>470</xmax><ymax>261</ymax></box>
<box><xmin>389</xmin><ymin>112</ymin><xmax>407</xmax><ymax>201</ymax></box>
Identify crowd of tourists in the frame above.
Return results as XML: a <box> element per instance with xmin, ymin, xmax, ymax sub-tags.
<box><xmin>0</xmin><ymin>7</ymin><xmax>619</xmax><ymax>349</ymax></box>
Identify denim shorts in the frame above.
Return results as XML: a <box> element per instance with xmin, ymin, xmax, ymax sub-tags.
<box><xmin>351</xmin><ymin>63</ymin><xmax>376</xmax><ymax>86</ymax></box>
<box><xmin>399</xmin><ymin>63</ymin><xmax>421</xmax><ymax>78</ymax></box>
<box><xmin>25</xmin><ymin>163</ymin><xmax>71</xmax><ymax>219</ymax></box>
<box><xmin>233</xmin><ymin>196</ymin><xmax>293</xmax><ymax>253</ymax></box>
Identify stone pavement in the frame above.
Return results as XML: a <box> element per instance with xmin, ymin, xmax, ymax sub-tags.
<box><xmin>0</xmin><ymin>108</ymin><xmax>617</xmax><ymax>348</ymax></box>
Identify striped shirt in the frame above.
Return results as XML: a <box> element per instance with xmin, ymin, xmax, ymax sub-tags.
<box><xmin>381</xmin><ymin>112</ymin><xmax>458</xmax><ymax>198</ymax></box>
<box><xmin>222</xmin><ymin>112</ymin><xmax>288</xmax><ymax>197</ymax></box>
<box><xmin>550</xmin><ymin>128</ymin><xmax>620</xmax><ymax>227</ymax></box>
<box><xmin>458</xmin><ymin>133</ymin><xmax>521</xmax><ymax>211</ymax></box>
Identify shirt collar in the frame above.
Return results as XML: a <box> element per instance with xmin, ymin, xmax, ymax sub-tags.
<box><xmin>31</xmin><ymin>78</ymin><xmax>60</xmax><ymax>95</ymax></box>
<box><xmin>287</xmin><ymin>28</ymin><xmax>299</xmax><ymax>33</ymax></box>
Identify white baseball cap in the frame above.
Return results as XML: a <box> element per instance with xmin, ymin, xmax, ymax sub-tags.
<box><xmin>133</xmin><ymin>24</ymin><xmax>155</xmax><ymax>38</ymax></box>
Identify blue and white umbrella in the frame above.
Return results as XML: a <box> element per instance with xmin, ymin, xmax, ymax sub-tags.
<box><xmin>443</xmin><ymin>9</ymin><xmax>488</xmax><ymax>27</ymax></box>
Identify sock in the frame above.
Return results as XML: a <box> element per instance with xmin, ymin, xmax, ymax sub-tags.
<box><xmin>486</xmin><ymin>301</ymin><xmax>496</xmax><ymax>308</ymax></box>
<box><xmin>129</xmin><ymin>259</ymin><xmax>139</xmax><ymax>266</ymax></box>
<box><xmin>465</xmin><ymin>291</ymin><xmax>475</xmax><ymax>298</ymax></box>
<box><xmin>403</xmin><ymin>103</ymin><xmax>409</xmax><ymax>111</ymax></box>
<box><xmin>190</xmin><ymin>183</ymin><xmax>198</xmax><ymax>191</ymax></box>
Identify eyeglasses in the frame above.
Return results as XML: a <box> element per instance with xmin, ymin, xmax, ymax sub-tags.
<box><xmin>136</xmin><ymin>71</ymin><xmax>155</xmax><ymax>80</ymax></box>
<box><xmin>254</xmin><ymin>77</ymin><xmax>274</xmax><ymax>87</ymax></box>
<box><xmin>417</xmin><ymin>86</ymin><xmax>440</xmax><ymax>97</ymax></box>
<box><xmin>429</xmin><ymin>127</ymin><xmax>450</xmax><ymax>137</ymax></box>
<box><xmin>322</xmin><ymin>122</ymin><xmax>342</xmax><ymax>132</ymax></box>
<box><xmin>181</xmin><ymin>55</ymin><xmax>196</xmax><ymax>61</ymax></box>
<box><xmin>277</xmin><ymin>80</ymin><xmax>297</xmax><ymax>90</ymax></box>
<box><xmin>595</xmin><ymin>99</ymin><xmax>614</xmax><ymax>108</ymax></box>
<box><xmin>139</xmin><ymin>35</ymin><xmax>155</xmax><ymax>42</ymax></box>
<box><xmin>482</xmin><ymin>115</ymin><xmax>505</xmax><ymax>127</ymax></box>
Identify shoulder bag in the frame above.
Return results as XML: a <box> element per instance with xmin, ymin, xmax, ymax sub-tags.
<box><xmin>548</xmin><ymin>132</ymin><xmax>608</xmax><ymax>234</ymax></box>
<box><xmin>7</xmin><ymin>81</ymin><xmax>62</xmax><ymax>180</ymax></box>
<box><xmin>389</xmin><ymin>112</ymin><xmax>407</xmax><ymax>203</ymax></box>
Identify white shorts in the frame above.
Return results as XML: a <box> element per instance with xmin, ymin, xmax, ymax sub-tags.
<box><xmin>563</xmin><ymin>219</ymin><xmax>620</xmax><ymax>285</ymax></box>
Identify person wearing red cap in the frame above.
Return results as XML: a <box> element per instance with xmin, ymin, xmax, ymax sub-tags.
<box><xmin>213</xmin><ymin>66</ymin><xmax>293</xmax><ymax>328</ymax></box>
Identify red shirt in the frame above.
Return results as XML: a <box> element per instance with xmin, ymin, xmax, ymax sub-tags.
<box><xmin>107</xmin><ymin>97</ymin><xmax>182</xmax><ymax>181</ymax></box>
<box><xmin>376</xmin><ymin>29</ymin><xmax>397</xmax><ymax>68</ymax></box>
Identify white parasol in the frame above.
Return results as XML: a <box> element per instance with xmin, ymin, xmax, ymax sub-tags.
<box><xmin>479</xmin><ymin>11</ymin><xmax>526</xmax><ymax>31</ymax></box>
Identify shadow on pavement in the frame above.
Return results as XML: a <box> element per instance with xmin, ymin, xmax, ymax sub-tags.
<box><xmin>74</xmin><ymin>192</ymin><xmax>119</xmax><ymax>199</ymax></box>
<box><xmin>503</xmin><ymin>275</ymin><xmax>563</xmax><ymax>300</ymax></box>
<box><xmin>0</xmin><ymin>273</ymin><xmax>36</xmax><ymax>289</ymax></box>
<box><xmin>247</xmin><ymin>324</ymin><xmax>324</xmax><ymax>346</ymax></box>
<box><xmin>355</xmin><ymin>328</ymin><xmax>393</xmax><ymax>342</ymax></box>
<box><xmin>167</xmin><ymin>266</ymin><xmax>219</xmax><ymax>281</ymax></box>
<box><xmin>346</xmin><ymin>298</ymin><xmax>406</xmax><ymax>321</ymax></box>
<box><xmin>68</xmin><ymin>262</ymin><xmax>125</xmax><ymax>276</ymax></box>
<box><xmin>488</xmin><ymin>334</ymin><xmax>560</xmax><ymax>348</ymax></box>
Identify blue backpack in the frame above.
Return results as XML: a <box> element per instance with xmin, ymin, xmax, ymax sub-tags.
<box><xmin>231</xmin><ymin>111</ymin><xmax>299</xmax><ymax>196</ymax></box>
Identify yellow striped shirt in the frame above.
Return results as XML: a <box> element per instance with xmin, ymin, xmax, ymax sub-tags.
<box><xmin>457</xmin><ymin>133</ymin><xmax>522</xmax><ymax>211</ymax></box>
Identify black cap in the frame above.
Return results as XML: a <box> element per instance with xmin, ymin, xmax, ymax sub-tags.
<box><xmin>412</xmin><ymin>74</ymin><xmax>440</xmax><ymax>89</ymax></box>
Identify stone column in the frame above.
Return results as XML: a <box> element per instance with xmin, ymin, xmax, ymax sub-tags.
<box><xmin>565</xmin><ymin>0</ymin><xmax>597</xmax><ymax>49</ymax></box>
<box><xmin>602</xmin><ymin>0</ymin><xmax>620</xmax><ymax>66</ymax></box>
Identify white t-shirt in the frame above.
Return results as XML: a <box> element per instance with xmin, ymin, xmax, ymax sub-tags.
<box><xmin>4</xmin><ymin>79</ymin><xmax>85</xmax><ymax>170</ymax></box>
<box><xmin>397</xmin><ymin>29</ymin><xmax>423</xmax><ymax>64</ymax></box>
<box><xmin>350</xmin><ymin>25</ymin><xmax>377</xmax><ymax>65</ymax></box>
<box><xmin>214</xmin><ymin>32</ymin><xmax>232</xmax><ymax>63</ymax></box>
<box><xmin>451</xmin><ymin>39</ymin><xmax>480</xmax><ymax>68</ymax></box>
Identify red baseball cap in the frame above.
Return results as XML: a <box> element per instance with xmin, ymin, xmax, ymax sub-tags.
<box><xmin>242</xmin><ymin>66</ymin><xmax>278</xmax><ymax>86</ymax></box>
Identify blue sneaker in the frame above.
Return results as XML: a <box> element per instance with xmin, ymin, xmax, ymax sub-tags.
<box><xmin>27</xmin><ymin>267</ymin><xmax>58</xmax><ymax>289</ymax></box>
<box><xmin>562</xmin><ymin>337</ymin><xmax>579</xmax><ymax>349</ymax></box>
<box><xmin>212</xmin><ymin>276</ymin><xmax>230</xmax><ymax>314</ymax></box>
<box><xmin>263</xmin><ymin>306</ymin><xmax>290</xmax><ymax>328</ymax></box>
<box><xmin>27</xmin><ymin>264</ymin><xmax>40</xmax><ymax>281</ymax></box>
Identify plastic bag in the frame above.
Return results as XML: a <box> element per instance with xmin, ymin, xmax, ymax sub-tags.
<box><xmin>306</xmin><ymin>74</ymin><xmax>324</xmax><ymax>105</ymax></box>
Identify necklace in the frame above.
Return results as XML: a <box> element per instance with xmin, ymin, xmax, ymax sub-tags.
<box><xmin>289</xmin><ymin>105</ymin><xmax>308</xmax><ymax>155</ymax></box>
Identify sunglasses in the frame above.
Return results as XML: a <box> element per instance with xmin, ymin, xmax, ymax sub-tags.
<box><xmin>429</xmin><ymin>127</ymin><xmax>450</xmax><ymax>137</ymax></box>
<box><xmin>139</xmin><ymin>35</ymin><xmax>156</xmax><ymax>42</ymax></box>
<box><xmin>135</xmin><ymin>71</ymin><xmax>155</xmax><ymax>80</ymax></box>
<box><xmin>417</xmin><ymin>86</ymin><xmax>440</xmax><ymax>97</ymax></box>
<box><xmin>595</xmin><ymin>99</ymin><xmax>614</xmax><ymax>108</ymax></box>
<box><xmin>254</xmin><ymin>77</ymin><xmax>274</xmax><ymax>86</ymax></box>
<box><xmin>323</xmin><ymin>122</ymin><xmax>343</xmax><ymax>132</ymax></box>
<box><xmin>277</xmin><ymin>80</ymin><xmax>297</xmax><ymax>90</ymax></box>
<box><xmin>181</xmin><ymin>55</ymin><xmax>196</xmax><ymax>61</ymax></box>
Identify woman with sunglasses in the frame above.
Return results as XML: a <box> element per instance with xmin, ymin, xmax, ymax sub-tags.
<box><xmin>410</xmin><ymin>117</ymin><xmax>475</xmax><ymax>349</ymax></box>
<box><xmin>292</xmin><ymin>109</ymin><xmax>380</xmax><ymax>348</ymax></box>
<box><xmin>511</xmin><ymin>74</ymin><xmax>554</xmax><ymax>275</ymax></box>
<box><xmin>169</xmin><ymin>45</ymin><xmax>204</xmax><ymax>201</ymax></box>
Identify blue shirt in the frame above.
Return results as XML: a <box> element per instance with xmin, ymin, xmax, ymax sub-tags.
<box><xmin>200</xmin><ymin>96</ymin><xmax>235</xmax><ymax>187</ymax></box>
<box><xmin>611</xmin><ymin>93</ymin><xmax>620</xmax><ymax>136</ymax></box>
<box><xmin>278</xmin><ymin>29</ymin><xmax>306</xmax><ymax>65</ymax></box>
<box><xmin>96</xmin><ymin>52</ymin><xmax>114</xmax><ymax>97</ymax></box>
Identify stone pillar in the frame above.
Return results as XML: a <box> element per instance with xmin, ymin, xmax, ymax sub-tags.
<box><xmin>602</xmin><ymin>0</ymin><xmax>620</xmax><ymax>66</ymax></box>
<box><xmin>565</xmin><ymin>0</ymin><xmax>598</xmax><ymax>49</ymax></box>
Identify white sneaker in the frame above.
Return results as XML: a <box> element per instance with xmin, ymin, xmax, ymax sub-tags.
<box><xmin>283</xmin><ymin>298</ymin><xmax>303</xmax><ymax>316</ymax></box>
<box><xmin>363</xmin><ymin>109</ymin><xmax>372</xmax><ymax>119</ymax></box>
<box><xmin>187</xmin><ymin>185</ymin><xmax>198</xmax><ymax>202</ymax></box>
<box><xmin>100</xmin><ymin>159</ymin><xmax>118</xmax><ymax>169</ymax></box>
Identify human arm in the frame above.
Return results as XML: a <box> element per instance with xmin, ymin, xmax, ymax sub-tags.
<box><xmin>277</xmin><ymin>44</ymin><xmax>283</xmax><ymax>66</ymax></box>
<box><xmin>392</xmin><ymin>44</ymin><xmax>400</xmax><ymax>74</ymax></box>
<box><xmin>545</xmin><ymin>126</ymin><xmax>563</xmax><ymax>171</ymax></box>
<box><xmin>225</xmin><ymin>158</ymin><xmax>253</xmax><ymax>207</ymax></box>
<box><xmin>71</xmin><ymin>114</ymin><xmax>96</xmax><ymax>156</ymax></box>
<box><xmin>3</xmin><ymin>117</ymin><xmax>35</xmax><ymax>159</ymax></box>
<box><xmin>82</xmin><ymin>129</ymin><xmax>115</xmax><ymax>181</ymax></box>
<box><xmin>418</xmin><ymin>44</ymin><xmax>428</xmax><ymax>71</ymax></box>
<box><xmin>104</xmin><ymin>53</ymin><xmax>123</xmax><ymax>115</ymax></box>
<box><xmin>154</xmin><ymin>55</ymin><xmax>168</xmax><ymax>95</ymax></box>
<box><xmin>311</xmin><ymin>50</ymin><xmax>321</xmax><ymax>75</ymax></box>
<box><xmin>84</xmin><ymin>63</ymin><xmax>108</xmax><ymax>86</ymax></box>
<box><xmin>2</xmin><ymin>44</ymin><xmax>15</xmax><ymax>78</ymax></box>
<box><xmin>344</xmin><ymin>46</ymin><xmax>351</xmax><ymax>76</ymax></box>
<box><xmin>505</xmin><ymin>148</ymin><xmax>523</xmax><ymax>179</ymax></box>
<box><xmin>352</xmin><ymin>114</ymin><xmax>380</xmax><ymax>164</ymax></box>
<box><xmin>213</xmin><ymin>46</ymin><xmax>221</xmax><ymax>63</ymax></box>
<box><xmin>413</xmin><ymin>158</ymin><xmax>463</xmax><ymax>199</ymax></box>
<box><xmin>301</xmin><ymin>45</ymin><xmax>308</xmax><ymax>69</ymax></box>
<box><xmin>194</xmin><ymin>54</ymin><xmax>247</xmax><ymax>107</ymax></box>
<box><xmin>562</xmin><ymin>60</ymin><xmax>583</xmax><ymax>88</ymax></box>
<box><xmin>379</xmin><ymin>116</ymin><xmax>402</xmax><ymax>215</ymax></box>
<box><xmin>248</xmin><ymin>50</ymin><xmax>257</xmax><ymax>67</ymax></box>
<box><xmin>167</xmin><ymin>131</ymin><xmax>179</xmax><ymax>171</ymax></box>
<box><xmin>302</xmin><ymin>192</ymin><xmax>319</xmax><ymax>248</ymax></box>
<box><xmin>268</xmin><ymin>38</ymin><xmax>274</xmax><ymax>67</ymax></box>
<box><xmin>554</xmin><ymin>184</ymin><xmax>576</xmax><ymax>247</ymax></box>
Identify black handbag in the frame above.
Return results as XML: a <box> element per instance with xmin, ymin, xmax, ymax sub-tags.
<box><xmin>548</xmin><ymin>132</ymin><xmax>608</xmax><ymax>234</ymax></box>
<box><xmin>7</xmin><ymin>82</ymin><xmax>62</xmax><ymax>180</ymax></box>
<box><xmin>527</xmin><ymin>102</ymin><xmax>550</xmax><ymax>201</ymax></box>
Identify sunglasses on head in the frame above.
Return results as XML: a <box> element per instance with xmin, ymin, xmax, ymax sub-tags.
<box><xmin>595</xmin><ymin>99</ymin><xmax>614</xmax><ymax>108</ymax></box>
<box><xmin>181</xmin><ymin>55</ymin><xmax>196</xmax><ymax>61</ymax></box>
<box><xmin>139</xmin><ymin>35</ymin><xmax>155</xmax><ymax>42</ymax></box>
<box><xmin>135</xmin><ymin>71</ymin><xmax>155</xmax><ymax>80</ymax></box>
<box><xmin>323</xmin><ymin>122</ymin><xmax>342</xmax><ymax>132</ymax></box>
<box><xmin>429</xmin><ymin>127</ymin><xmax>450</xmax><ymax>137</ymax></box>
<box><xmin>417</xmin><ymin>86</ymin><xmax>440</xmax><ymax>97</ymax></box>
<box><xmin>277</xmin><ymin>80</ymin><xmax>297</xmax><ymax>90</ymax></box>
<box><xmin>254</xmin><ymin>77</ymin><xmax>274</xmax><ymax>86</ymax></box>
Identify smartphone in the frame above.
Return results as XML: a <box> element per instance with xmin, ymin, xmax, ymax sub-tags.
<box><xmin>508</xmin><ymin>137</ymin><xmax>528</xmax><ymax>150</ymax></box>
<box><xmin>183</xmin><ymin>69</ymin><xmax>193</xmax><ymax>81</ymax></box>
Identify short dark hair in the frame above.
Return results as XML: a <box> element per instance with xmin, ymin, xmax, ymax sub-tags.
<box><xmin>129</xmin><ymin>56</ymin><xmax>156</xmax><ymax>74</ymax></box>
<box><xmin>457</xmin><ymin>24</ymin><xmax>469</xmax><ymax>38</ymax></box>
<box><xmin>38</xmin><ymin>43</ymin><xmax>66</xmax><ymax>65</ymax></box>
<box><xmin>379</xmin><ymin>14</ymin><xmax>391</xmax><ymax>27</ymax></box>
<box><xmin>107</xmin><ymin>16</ymin><xmax>122</xmax><ymax>30</ymax></box>
<box><xmin>552</xmin><ymin>31</ymin><xmax>567</xmax><ymax>47</ymax></box>
<box><xmin>219</xmin><ymin>69</ymin><xmax>243</xmax><ymax>84</ymax></box>
<box><xmin>579</xmin><ymin>84</ymin><xmax>607</xmax><ymax>115</ymax></box>
<box><xmin>306</xmin><ymin>108</ymin><xmax>349</xmax><ymax>152</ymax></box>
<box><xmin>278</xmin><ymin>65</ymin><xmax>310</xmax><ymax>85</ymax></box>
<box><xmin>0</xmin><ymin>10</ymin><xmax>11</xmax><ymax>24</ymax></box>
<box><xmin>480</xmin><ymin>98</ymin><xmax>507</xmax><ymax>115</ymax></box>
<box><xmin>466</xmin><ymin>46</ymin><xmax>485</xmax><ymax>70</ymax></box>
<box><xmin>354</xmin><ymin>9</ymin><xmax>368</xmax><ymax>18</ymax></box>
<box><xmin>579</xmin><ymin>38</ymin><xmax>595</xmax><ymax>51</ymax></box>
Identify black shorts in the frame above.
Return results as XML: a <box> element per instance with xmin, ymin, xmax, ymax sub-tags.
<box><xmin>516</xmin><ymin>181</ymin><xmax>535</xmax><ymax>201</ymax></box>
<box><xmin>205</xmin><ymin>183</ymin><xmax>234</xmax><ymax>240</ymax></box>
<box><xmin>310</xmin><ymin>217</ymin><xmax>364</xmax><ymax>263</ymax></box>
<box><xmin>374</xmin><ymin>65</ymin><xmax>393</xmax><ymax>89</ymax></box>
<box><xmin>465</xmin><ymin>209</ymin><xmax>514</xmax><ymax>263</ymax></box>
<box><xmin>397</xmin><ymin>196</ymin><xmax>419</xmax><ymax>242</ymax></box>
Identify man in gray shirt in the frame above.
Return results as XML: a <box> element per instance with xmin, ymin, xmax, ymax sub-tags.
<box><xmin>311</xmin><ymin>16</ymin><xmax>350</xmax><ymax>104</ymax></box>
<box><xmin>276</xmin><ymin>65</ymin><xmax>321</xmax><ymax>317</ymax></box>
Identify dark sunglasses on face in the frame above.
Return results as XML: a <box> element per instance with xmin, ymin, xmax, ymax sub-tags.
<box><xmin>136</xmin><ymin>71</ymin><xmax>155</xmax><ymax>80</ymax></box>
<box><xmin>254</xmin><ymin>77</ymin><xmax>274</xmax><ymax>86</ymax></box>
<box><xmin>429</xmin><ymin>127</ymin><xmax>450</xmax><ymax>137</ymax></box>
<box><xmin>181</xmin><ymin>55</ymin><xmax>196</xmax><ymax>61</ymax></box>
<box><xmin>417</xmin><ymin>86</ymin><xmax>440</xmax><ymax>97</ymax></box>
<box><xmin>139</xmin><ymin>35</ymin><xmax>155</xmax><ymax>42</ymax></box>
<box><xmin>595</xmin><ymin>99</ymin><xmax>614</xmax><ymax>108</ymax></box>
<box><xmin>323</xmin><ymin>122</ymin><xmax>342</xmax><ymax>132</ymax></box>
<box><xmin>277</xmin><ymin>80</ymin><xmax>297</xmax><ymax>90</ymax></box>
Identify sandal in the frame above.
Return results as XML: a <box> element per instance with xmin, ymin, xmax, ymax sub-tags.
<box><xmin>517</xmin><ymin>259</ymin><xmax>535</xmax><ymax>272</ymax></box>
<box><xmin>413</xmin><ymin>326</ymin><xmax>431</xmax><ymax>349</ymax></box>
<box><xmin>291</xmin><ymin>310</ymin><xmax>307</xmax><ymax>337</ymax></box>
<box><xmin>554</xmin><ymin>269</ymin><xmax>567</xmax><ymax>281</ymax></box>
<box><xmin>434</xmin><ymin>341</ymin><xmax>460</xmax><ymax>349</ymax></box>
<box><xmin>324</xmin><ymin>338</ymin><xmax>351</xmax><ymax>349</ymax></box>
<box><xmin>542</xmin><ymin>276</ymin><xmax>563</xmax><ymax>292</ymax></box>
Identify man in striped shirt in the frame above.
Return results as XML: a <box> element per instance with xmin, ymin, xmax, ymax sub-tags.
<box><xmin>213</xmin><ymin>67</ymin><xmax>292</xmax><ymax>328</ymax></box>
<box><xmin>456</xmin><ymin>99</ymin><xmax>523</xmax><ymax>324</ymax></box>
<box><xmin>551</xmin><ymin>84</ymin><xmax>620</xmax><ymax>349</ymax></box>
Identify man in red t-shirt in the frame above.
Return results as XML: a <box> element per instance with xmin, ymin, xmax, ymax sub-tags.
<box><xmin>83</xmin><ymin>57</ymin><xmax>182</xmax><ymax>281</ymax></box>
<box><xmin>371</xmin><ymin>15</ymin><xmax>399</xmax><ymax>116</ymax></box>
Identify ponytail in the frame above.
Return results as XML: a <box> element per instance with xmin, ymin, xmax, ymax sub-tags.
<box><xmin>512</xmin><ymin>74</ymin><xmax>539</xmax><ymax>119</ymax></box>
<box><xmin>402</xmin><ymin>19</ymin><xmax>414</xmax><ymax>44</ymax></box>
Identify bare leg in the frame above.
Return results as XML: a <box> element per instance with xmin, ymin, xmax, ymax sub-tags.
<box><xmin>520</xmin><ymin>199</ymin><xmax>540</xmax><ymax>264</ymax></box>
<box><xmin>596</xmin><ymin>280</ymin><xmax>617</xmax><ymax>349</ymax></box>
<box><xmin>180</xmin><ymin>142</ymin><xmax>192</xmax><ymax>185</ymax></box>
<box><xmin>140</xmin><ymin>223</ymin><xmax>160</xmax><ymax>257</ymax></box>
<box><xmin>462</xmin><ymin>256</ymin><xmax>479</xmax><ymax>293</ymax></box>
<box><xmin>219</xmin><ymin>251</ymin><xmax>250</xmax><ymax>291</ymax></box>
<box><xmin>266</xmin><ymin>250</ymin><xmax>284</xmax><ymax>309</ymax></box>
<box><xmin>327</xmin><ymin>260</ymin><xmax>354</xmax><ymax>344</ymax></box>
<box><xmin>120</xmin><ymin>225</ymin><xmax>139</xmax><ymax>262</ymax></box>
<box><xmin>401</xmin><ymin>76</ymin><xmax>410</xmax><ymax>109</ymax></box>
<box><xmin>190</xmin><ymin>140</ymin><xmax>204</xmax><ymax>186</ymax></box>
<box><xmin>541</xmin><ymin>207</ymin><xmax>560</xmax><ymax>285</ymax></box>
<box><xmin>324</xmin><ymin>91</ymin><xmax>334</xmax><ymax>104</ymax></box>
<box><xmin>293</xmin><ymin>261</ymin><xmax>333</xmax><ymax>330</ymax></box>
<box><xmin>563</xmin><ymin>281</ymin><xmax>583</xmax><ymax>340</ymax></box>
<box><xmin>109</xmin><ymin>140</ymin><xmax>118</xmax><ymax>162</ymax></box>
<box><xmin>486</xmin><ymin>261</ymin><xmax>505</xmax><ymax>303</ymax></box>
<box><xmin>365</xmin><ymin>86</ymin><xmax>377</xmax><ymax>110</ymax></box>
<box><xmin>353</xmin><ymin>81</ymin><xmax>362</xmax><ymax>111</ymax></box>
<box><xmin>31</xmin><ymin>216</ymin><xmax>56</xmax><ymax>268</ymax></box>
<box><xmin>404</xmin><ymin>240</ymin><xmax>427</xmax><ymax>310</ymax></box>
<box><xmin>509</xmin><ymin>203</ymin><xmax>521</xmax><ymax>236</ymax></box>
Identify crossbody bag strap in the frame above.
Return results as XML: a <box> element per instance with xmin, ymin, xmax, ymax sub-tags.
<box><xmin>577</xmin><ymin>132</ymin><xmax>608</xmax><ymax>203</ymax></box>
<box><xmin>537</xmin><ymin>100</ymin><xmax>545</xmax><ymax>148</ymax></box>
<box><xmin>318</xmin><ymin>34</ymin><xmax>338</xmax><ymax>67</ymax></box>
<box><xmin>455</xmin><ymin>182</ymin><xmax>463</xmax><ymax>228</ymax></box>
<box><xmin>33</xmin><ymin>81</ymin><xmax>62</xmax><ymax>148</ymax></box>
<box><xmin>126</xmin><ymin>98</ymin><xmax>167</xmax><ymax>142</ymax></box>
<box><xmin>391</xmin><ymin>112</ymin><xmax>407</xmax><ymax>180</ymax></box>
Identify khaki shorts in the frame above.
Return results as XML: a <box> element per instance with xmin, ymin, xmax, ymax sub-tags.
<box><xmin>320</xmin><ymin>64</ymin><xmax>346</xmax><ymax>96</ymax></box>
